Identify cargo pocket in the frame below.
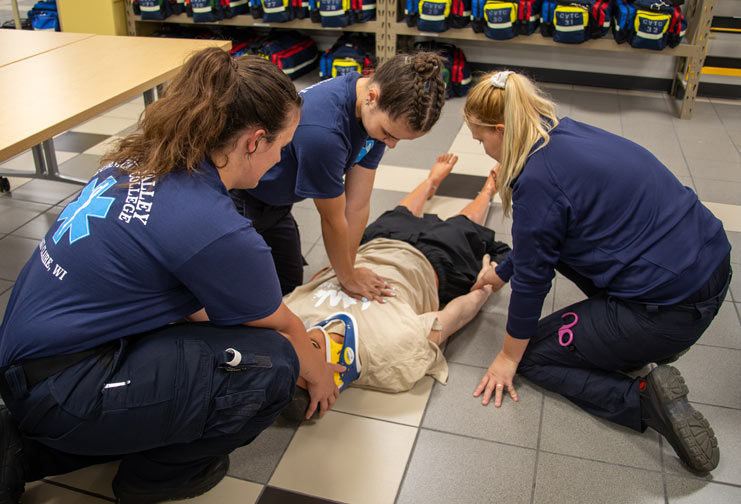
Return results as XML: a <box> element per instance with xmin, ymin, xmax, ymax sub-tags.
<box><xmin>203</xmin><ymin>389</ymin><xmax>265</xmax><ymax>438</ymax></box>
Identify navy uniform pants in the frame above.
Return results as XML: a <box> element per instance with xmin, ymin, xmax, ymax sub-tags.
<box><xmin>231</xmin><ymin>190</ymin><xmax>304</xmax><ymax>296</ymax></box>
<box><xmin>2</xmin><ymin>323</ymin><xmax>299</xmax><ymax>491</ymax></box>
<box><xmin>517</xmin><ymin>255</ymin><xmax>731</xmax><ymax>432</ymax></box>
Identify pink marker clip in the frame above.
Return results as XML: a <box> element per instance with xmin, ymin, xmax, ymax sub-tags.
<box><xmin>558</xmin><ymin>312</ymin><xmax>578</xmax><ymax>347</ymax></box>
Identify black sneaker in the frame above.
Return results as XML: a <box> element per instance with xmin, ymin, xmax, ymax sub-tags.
<box><xmin>0</xmin><ymin>406</ymin><xmax>25</xmax><ymax>504</ymax></box>
<box><xmin>640</xmin><ymin>365</ymin><xmax>719</xmax><ymax>473</ymax></box>
<box><xmin>113</xmin><ymin>456</ymin><xmax>229</xmax><ymax>504</ymax></box>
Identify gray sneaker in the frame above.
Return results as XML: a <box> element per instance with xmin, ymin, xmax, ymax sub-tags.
<box><xmin>640</xmin><ymin>365</ymin><xmax>719</xmax><ymax>473</ymax></box>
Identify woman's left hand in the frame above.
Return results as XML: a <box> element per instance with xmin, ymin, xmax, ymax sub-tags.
<box><xmin>473</xmin><ymin>350</ymin><xmax>520</xmax><ymax>407</ymax></box>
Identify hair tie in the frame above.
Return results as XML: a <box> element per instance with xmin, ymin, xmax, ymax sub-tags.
<box><xmin>490</xmin><ymin>71</ymin><xmax>514</xmax><ymax>89</ymax></box>
<box><xmin>404</xmin><ymin>56</ymin><xmax>411</xmax><ymax>65</ymax></box>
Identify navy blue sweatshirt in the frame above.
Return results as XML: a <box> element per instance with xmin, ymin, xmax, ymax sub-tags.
<box><xmin>495</xmin><ymin>118</ymin><xmax>730</xmax><ymax>340</ymax></box>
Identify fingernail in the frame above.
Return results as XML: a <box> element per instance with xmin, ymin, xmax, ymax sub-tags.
<box><xmin>361</xmin><ymin>297</ymin><xmax>368</xmax><ymax>302</ymax></box>
<box><xmin>381</xmin><ymin>299</ymin><xmax>387</xmax><ymax>303</ymax></box>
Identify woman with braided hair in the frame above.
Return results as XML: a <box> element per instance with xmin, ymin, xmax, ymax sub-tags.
<box><xmin>230</xmin><ymin>51</ymin><xmax>447</xmax><ymax>300</ymax></box>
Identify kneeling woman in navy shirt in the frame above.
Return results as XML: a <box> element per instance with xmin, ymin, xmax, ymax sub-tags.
<box><xmin>0</xmin><ymin>48</ymin><xmax>341</xmax><ymax>503</ymax></box>
<box><xmin>231</xmin><ymin>51</ymin><xmax>447</xmax><ymax>300</ymax></box>
<box><xmin>466</xmin><ymin>71</ymin><xmax>731</xmax><ymax>474</ymax></box>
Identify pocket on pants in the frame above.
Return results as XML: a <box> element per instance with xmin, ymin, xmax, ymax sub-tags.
<box><xmin>204</xmin><ymin>389</ymin><xmax>265</xmax><ymax>437</ymax></box>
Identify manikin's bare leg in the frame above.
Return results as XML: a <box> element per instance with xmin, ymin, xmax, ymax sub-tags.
<box><xmin>455</xmin><ymin>163</ymin><xmax>498</xmax><ymax>226</ymax></box>
<box><xmin>396</xmin><ymin>153</ymin><xmax>458</xmax><ymax>217</ymax></box>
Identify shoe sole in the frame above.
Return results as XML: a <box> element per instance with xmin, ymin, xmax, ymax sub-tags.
<box><xmin>647</xmin><ymin>365</ymin><xmax>719</xmax><ymax>473</ymax></box>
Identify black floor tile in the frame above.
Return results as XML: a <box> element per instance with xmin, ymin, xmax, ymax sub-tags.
<box><xmin>257</xmin><ymin>486</ymin><xmax>345</xmax><ymax>504</ymax></box>
<box><xmin>436</xmin><ymin>173</ymin><xmax>488</xmax><ymax>199</ymax></box>
<box><xmin>53</xmin><ymin>131</ymin><xmax>110</xmax><ymax>153</ymax></box>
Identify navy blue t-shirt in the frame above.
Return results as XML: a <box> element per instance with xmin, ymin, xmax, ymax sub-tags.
<box><xmin>248</xmin><ymin>72</ymin><xmax>386</xmax><ymax>206</ymax></box>
<box><xmin>0</xmin><ymin>160</ymin><xmax>282</xmax><ymax>365</ymax></box>
<box><xmin>494</xmin><ymin>118</ymin><xmax>730</xmax><ymax>340</ymax></box>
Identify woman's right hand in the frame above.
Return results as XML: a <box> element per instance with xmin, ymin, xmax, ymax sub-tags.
<box><xmin>471</xmin><ymin>254</ymin><xmax>505</xmax><ymax>293</ymax></box>
<box><xmin>305</xmin><ymin>360</ymin><xmax>345</xmax><ymax>420</ymax></box>
<box><xmin>339</xmin><ymin>266</ymin><xmax>393</xmax><ymax>302</ymax></box>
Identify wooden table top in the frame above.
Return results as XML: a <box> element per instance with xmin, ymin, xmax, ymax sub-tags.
<box><xmin>0</xmin><ymin>34</ymin><xmax>231</xmax><ymax>163</ymax></box>
<box><xmin>0</xmin><ymin>29</ymin><xmax>95</xmax><ymax>68</ymax></box>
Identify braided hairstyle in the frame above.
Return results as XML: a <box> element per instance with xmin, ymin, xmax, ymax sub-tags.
<box><xmin>369</xmin><ymin>51</ymin><xmax>446</xmax><ymax>133</ymax></box>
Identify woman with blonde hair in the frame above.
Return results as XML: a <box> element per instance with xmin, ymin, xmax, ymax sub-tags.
<box><xmin>466</xmin><ymin>70</ymin><xmax>731</xmax><ymax>474</ymax></box>
<box><xmin>0</xmin><ymin>48</ymin><xmax>342</xmax><ymax>504</ymax></box>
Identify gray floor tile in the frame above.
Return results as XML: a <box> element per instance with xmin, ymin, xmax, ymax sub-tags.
<box><xmin>228</xmin><ymin>417</ymin><xmax>299</xmax><ymax>484</ymax></box>
<box><xmin>552</xmin><ymin>276</ymin><xmax>587</xmax><ymax>313</ymax></box>
<box><xmin>484</xmin><ymin>204</ymin><xmax>513</xmax><ymax>236</ymax></box>
<box><xmin>445</xmin><ymin>311</ymin><xmax>507</xmax><ymax>368</ymax></box>
<box><xmin>11</xmin><ymin>208</ymin><xmax>60</xmax><ymax>241</ymax></box>
<box><xmin>682</xmin><ymin>140</ymin><xmax>741</xmax><ymax>164</ymax></box>
<box><xmin>52</xmin><ymin>132</ymin><xmax>110</xmax><ymax>153</ymax></box>
<box><xmin>381</xmin><ymin>146</ymin><xmax>448</xmax><ymax>171</ymax></box>
<box><xmin>695</xmin><ymin>301</ymin><xmax>741</xmax><ymax>350</ymax></box>
<box><xmin>714</xmin><ymin>103</ymin><xmax>741</xmax><ymax>131</ymax></box>
<box><xmin>533</xmin><ymin>452</ymin><xmax>665</xmax><ymax>504</ymax></box>
<box><xmin>694</xmin><ymin>178</ymin><xmax>741</xmax><ymax>206</ymax></box>
<box><xmin>539</xmin><ymin>392</ymin><xmax>662</xmax><ymax>470</ymax></box>
<box><xmin>665</xmin><ymin>474</ymin><xmax>741</xmax><ymax>503</ymax></box>
<box><xmin>0</xmin><ymin>235</ymin><xmax>37</xmax><ymax>281</ymax></box>
<box><xmin>674</xmin><ymin>125</ymin><xmax>732</xmax><ymax>145</ymax></box>
<box><xmin>687</xmin><ymin>158</ymin><xmax>741</xmax><ymax>183</ymax></box>
<box><xmin>59</xmin><ymin>154</ymin><xmax>103</xmax><ymax>181</ymax></box>
<box><xmin>731</xmin><ymin>274</ymin><xmax>740</xmax><ymax>303</ymax></box>
<box><xmin>303</xmin><ymin>242</ymin><xmax>329</xmax><ymax>285</ymax></box>
<box><xmin>0</xmin><ymin>198</ymin><xmax>50</xmax><ymax>234</ymax></box>
<box><xmin>292</xmin><ymin>205</ymin><xmax>322</xmax><ymax>251</ymax></box>
<box><xmin>728</xmin><ymin>232</ymin><xmax>740</xmax><ymax>265</ymax></box>
<box><xmin>422</xmin><ymin>362</ymin><xmax>543</xmax><ymax>449</ymax></box>
<box><xmin>396</xmin><ymin>429</ymin><xmax>536</xmax><ymax>504</ymax></box>
<box><xmin>434</xmin><ymin>173</ymin><xmax>487</xmax><ymax>199</ymax></box>
<box><xmin>663</xmin><ymin>404</ymin><xmax>741</xmax><ymax>484</ymax></box>
<box><xmin>367</xmin><ymin>188</ymin><xmax>405</xmax><ymax>223</ymax></box>
<box><xmin>1</xmin><ymin>179</ymin><xmax>82</xmax><ymax>206</ymax></box>
<box><xmin>673</xmin><ymin>344</ymin><xmax>741</xmax><ymax>409</ymax></box>
<box><xmin>619</xmin><ymin>95</ymin><xmax>674</xmax><ymax>124</ymax></box>
<box><xmin>656</xmin><ymin>154</ymin><xmax>690</xmax><ymax>178</ymax></box>
<box><xmin>0</xmin><ymin>288</ymin><xmax>10</xmax><ymax>321</ymax></box>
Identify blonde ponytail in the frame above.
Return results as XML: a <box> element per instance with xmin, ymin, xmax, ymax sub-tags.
<box><xmin>463</xmin><ymin>72</ymin><xmax>558</xmax><ymax>216</ymax></box>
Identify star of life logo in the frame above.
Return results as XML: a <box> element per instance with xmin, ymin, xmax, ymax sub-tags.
<box><xmin>312</xmin><ymin>281</ymin><xmax>371</xmax><ymax>311</ymax></box>
<box><xmin>355</xmin><ymin>140</ymin><xmax>375</xmax><ymax>164</ymax></box>
<box><xmin>53</xmin><ymin>176</ymin><xmax>117</xmax><ymax>245</ymax></box>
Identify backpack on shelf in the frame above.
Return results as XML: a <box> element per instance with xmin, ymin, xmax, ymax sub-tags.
<box><xmin>27</xmin><ymin>0</ymin><xmax>60</xmax><ymax>30</ymax></box>
<box><xmin>315</xmin><ymin>0</ymin><xmax>354</xmax><ymax>27</ymax></box>
<box><xmin>414</xmin><ymin>40</ymin><xmax>472</xmax><ymax>98</ymax></box>
<box><xmin>190</xmin><ymin>0</ymin><xmax>234</xmax><ymax>22</ymax></box>
<box><xmin>451</xmin><ymin>0</ymin><xmax>471</xmax><ymax>28</ymax></box>
<box><xmin>167</xmin><ymin>0</ymin><xmax>187</xmax><ymax>14</ymax></box>
<box><xmin>261</xmin><ymin>0</ymin><xmax>293</xmax><ymax>22</ymax></box>
<box><xmin>416</xmin><ymin>0</ymin><xmax>453</xmax><ymax>32</ymax></box>
<box><xmin>540</xmin><ymin>0</ymin><xmax>612</xmax><ymax>43</ymax></box>
<box><xmin>471</xmin><ymin>0</ymin><xmax>542</xmax><ymax>39</ymax></box>
<box><xmin>138</xmin><ymin>0</ymin><xmax>170</xmax><ymax>20</ymax></box>
<box><xmin>352</xmin><ymin>0</ymin><xmax>377</xmax><ymax>22</ymax></box>
<box><xmin>613</xmin><ymin>0</ymin><xmax>686</xmax><ymax>50</ymax></box>
<box><xmin>319</xmin><ymin>33</ymin><xmax>377</xmax><ymax>79</ymax></box>
<box><xmin>254</xmin><ymin>31</ymin><xmax>319</xmax><ymax>79</ymax></box>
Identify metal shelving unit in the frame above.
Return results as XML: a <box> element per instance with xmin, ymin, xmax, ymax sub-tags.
<box><xmin>123</xmin><ymin>0</ymin><xmax>717</xmax><ymax>118</ymax></box>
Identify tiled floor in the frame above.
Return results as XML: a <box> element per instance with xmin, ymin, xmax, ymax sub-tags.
<box><xmin>1</xmin><ymin>74</ymin><xmax>741</xmax><ymax>503</ymax></box>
